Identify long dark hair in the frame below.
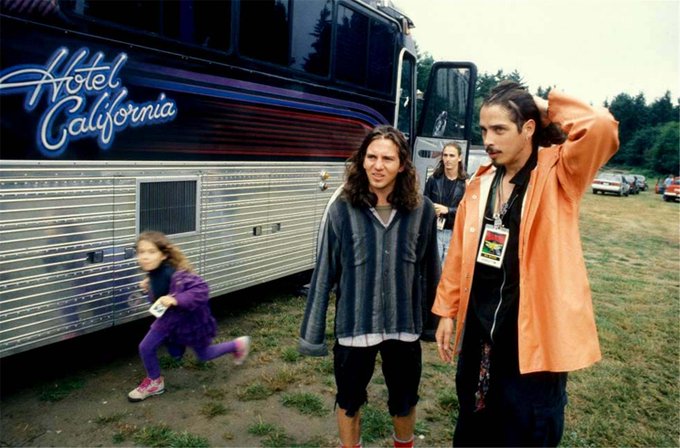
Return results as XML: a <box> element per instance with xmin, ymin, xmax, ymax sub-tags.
<box><xmin>482</xmin><ymin>81</ymin><xmax>566</xmax><ymax>152</ymax></box>
<box><xmin>343</xmin><ymin>125</ymin><xmax>419</xmax><ymax>211</ymax></box>
<box><xmin>432</xmin><ymin>141</ymin><xmax>467</xmax><ymax>180</ymax></box>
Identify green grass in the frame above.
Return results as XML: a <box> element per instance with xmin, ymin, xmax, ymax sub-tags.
<box><xmin>37</xmin><ymin>377</ymin><xmax>85</xmax><ymax>402</ymax></box>
<box><xmin>93</xmin><ymin>412</ymin><xmax>127</xmax><ymax>425</ymax></box>
<box><xmin>280</xmin><ymin>391</ymin><xmax>329</xmax><ymax>416</ymax></box>
<box><xmin>199</xmin><ymin>401</ymin><xmax>229</xmax><ymax>419</ymax></box>
<box><xmin>360</xmin><ymin>405</ymin><xmax>393</xmax><ymax>442</ymax></box>
<box><xmin>281</xmin><ymin>346</ymin><xmax>302</xmax><ymax>363</ymax></box>
<box><xmin>237</xmin><ymin>382</ymin><xmax>274</xmax><ymax>401</ymax></box>
<box><xmin>563</xmin><ymin>191</ymin><xmax>679</xmax><ymax>446</ymax></box>
<box><xmin>248</xmin><ymin>420</ymin><xmax>280</xmax><ymax>436</ymax></box>
<box><xmin>114</xmin><ymin>424</ymin><xmax>210</xmax><ymax>447</ymax></box>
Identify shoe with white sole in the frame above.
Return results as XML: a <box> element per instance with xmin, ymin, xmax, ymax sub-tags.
<box><xmin>128</xmin><ymin>376</ymin><xmax>165</xmax><ymax>402</ymax></box>
<box><xmin>233</xmin><ymin>336</ymin><xmax>251</xmax><ymax>365</ymax></box>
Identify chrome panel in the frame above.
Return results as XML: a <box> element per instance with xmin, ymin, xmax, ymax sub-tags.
<box><xmin>0</xmin><ymin>161</ymin><xmax>345</xmax><ymax>357</ymax></box>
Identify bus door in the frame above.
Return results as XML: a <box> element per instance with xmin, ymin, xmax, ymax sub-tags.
<box><xmin>413</xmin><ymin>62</ymin><xmax>477</xmax><ymax>190</ymax></box>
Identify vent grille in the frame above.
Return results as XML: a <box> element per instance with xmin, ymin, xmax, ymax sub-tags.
<box><xmin>138</xmin><ymin>180</ymin><xmax>198</xmax><ymax>236</ymax></box>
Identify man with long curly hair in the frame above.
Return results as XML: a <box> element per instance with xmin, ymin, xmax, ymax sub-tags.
<box><xmin>299</xmin><ymin>125</ymin><xmax>441</xmax><ymax>448</ymax></box>
<box><xmin>433</xmin><ymin>81</ymin><xmax>619</xmax><ymax>446</ymax></box>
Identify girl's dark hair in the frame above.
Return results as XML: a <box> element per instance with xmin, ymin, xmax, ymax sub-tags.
<box><xmin>136</xmin><ymin>231</ymin><xmax>194</xmax><ymax>273</ymax></box>
<box><xmin>482</xmin><ymin>80</ymin><xmax>566</xmax><ymax>151</ymax></box>
<box><xmin>433</xmin><ymin>141</ymin><xmax>468</xmax><ymax>180</ymax></box>
<box><xmin>343</xmin><ymin>125</ymin><xmax>419</xmax><ymax>211</ymax></box>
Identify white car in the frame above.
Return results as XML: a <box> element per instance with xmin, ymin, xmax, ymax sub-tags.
<box><xmin>592</xmin><ymin>172</ymin><xmax>630</xmax><ymax>196</ymax></box>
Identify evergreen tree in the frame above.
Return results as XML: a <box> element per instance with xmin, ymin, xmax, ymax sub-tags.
<box><xmin>651</xmin><ymin>122</ymin><xmax>680</xmax><ymax>175</ymax></box>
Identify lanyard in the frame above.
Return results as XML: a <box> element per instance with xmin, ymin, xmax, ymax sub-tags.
<box><xmin>490</xmin><ymin>172</ymin><xmax>517</xmax><ymax>229</ymax></box>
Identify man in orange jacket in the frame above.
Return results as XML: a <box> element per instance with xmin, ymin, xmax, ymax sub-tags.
<box><xmin>432</xmin><ymin>81</ymin><xmax>619</xmax><ymax>446</ymax></box>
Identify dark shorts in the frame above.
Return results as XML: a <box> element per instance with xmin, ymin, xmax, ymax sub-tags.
<box><xmin>333</xmin><ymin>339</ymin><xmax>421</xmax><ymax>417</ymax></box>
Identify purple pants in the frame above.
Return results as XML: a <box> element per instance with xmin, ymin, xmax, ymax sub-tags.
<box><xmin>139</xmin><ymin>327</ymin><xmax>238</xmax><ymax>379</ymax></box>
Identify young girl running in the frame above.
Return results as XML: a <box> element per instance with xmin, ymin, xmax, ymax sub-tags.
<box><xmin>128</xmin><ymin>231</ymin><xmax>251</xmax><ymax>402</ymax></box>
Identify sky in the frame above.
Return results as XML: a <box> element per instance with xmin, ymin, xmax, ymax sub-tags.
<box><xmin>394</xmin><ymin>0</ymin><xmax>679</xmax><ymax>106</ymax></box>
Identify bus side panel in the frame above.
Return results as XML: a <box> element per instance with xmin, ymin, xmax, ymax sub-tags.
<box><xmin>0</xmin><ymin>167</ymin><xmax>116</xmax><ymax>355</ymax></box>
<box><xmin>0</xmin><ymin>161</ymin><xmax>347</xmax><ymax>357</ymax></box>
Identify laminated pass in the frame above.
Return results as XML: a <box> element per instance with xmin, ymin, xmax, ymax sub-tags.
<box><xmin>149</xmin><ymin>299</ymin><xmax>168</xmax><ymax>318</ymax></box>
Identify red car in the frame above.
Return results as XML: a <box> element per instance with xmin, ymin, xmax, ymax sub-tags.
<box><xmin>663</xmin><ymin>177</ymin><xmax>680</xmax><ymax>202</ymax></box>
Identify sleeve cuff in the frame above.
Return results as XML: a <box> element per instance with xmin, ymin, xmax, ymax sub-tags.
<box><xmin>298</xmin><ymin>338</ymin><xmax>329</xmax><ymax>357</ymax></box>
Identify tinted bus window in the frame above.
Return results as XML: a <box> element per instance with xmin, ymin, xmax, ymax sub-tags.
<box><xmin>335</xmin><ymin>5</ymin><xmax>368</xmax><ymax>86</ymax></box>
<box><xmin>290</xmin><ymin>0</ymin><xmax>332</xmax><ymax>76</ymax></box>
<box><xmin>83</xmin><ymin>0</ymin><xmax>162</xmax><ymax>34</ymax></box>
<box><xmin>169</xmin><ymin>1</ymin><xmax>232</xmax><ymax>50</ymax></box>
<box><xmin>65</xmin><ymin>0</ymin><xmax>231</xmax><ymax>51</ymax></box>
<box><xmin>240</xmin><ymin>0</ymin><xmax>289</xmax><ymax>65</ymax></box>
<box><xmin>367</xmin><ymin>19</ymin><xmax>395</xmax><ymax>92</ymax></box>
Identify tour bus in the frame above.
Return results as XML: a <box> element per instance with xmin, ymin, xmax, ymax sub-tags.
<box><xmin>0</xmin><ymin>0</ymin><xmax>476</xmax><ymax>357</ymax></box>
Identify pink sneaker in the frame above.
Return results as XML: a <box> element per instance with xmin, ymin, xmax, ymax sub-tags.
<box><xmin>233</xmin><ymin>336</ymin><xmax>251</xmax><ymax>365</ymax></box>
<box><xmin>128</xmin><ymin>376</ymin><xmax>165</xmax><ymax>402</ymax></box>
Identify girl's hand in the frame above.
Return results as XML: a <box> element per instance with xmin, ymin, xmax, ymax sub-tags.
<box><xmin>140</xmin><ymin>277</ymin><xmax>149</xmax><ymax>292</ymax></box>
<box><xmin>159</xmin><ymin>295</ymin><xmax>177</xmax><ymax>307</ymax></box>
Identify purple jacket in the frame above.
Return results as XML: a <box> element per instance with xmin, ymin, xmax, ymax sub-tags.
<box><xmin>148</xmin><ymin>270</ymin><xmax>217</xmax><ymax>347</ymax></box>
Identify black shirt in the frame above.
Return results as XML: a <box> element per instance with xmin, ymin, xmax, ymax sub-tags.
<box><xmin>423</xmin><ymin>174</ymin><xmax>466</xmax><ymax>230</ymax></box>
<box><xmin>466</xmin><ymin>150</ymin><xmax>538</xmax><ymax>373</ymax></box>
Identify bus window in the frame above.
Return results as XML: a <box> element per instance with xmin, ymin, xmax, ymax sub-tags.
<box><xmin>240</xmin><ymin>0</ymin><xmax>289</xmax><ymax>65</ymax></box>
<box><xmin>291</xmin><ymin>0</ymin><xmax>331</xmax><ymax>76</ymax></box>
<box><xmin>173</xmin><ymin>1</ymin><xmax>232</xmax><ymax>50</ymax></box>
<box><xmin>335</xmin><ymin>5</ymin><xmax>368</xmax><ymax>86</ymax></box>
<box><xmin>335</xmin><ymin>5</ymin><xmax>395</xmax><ymax>93</ymax></box>
<box><xmin>64</xmin><ymin>0</ymin><xmax>232</xmax><ymax>51</ymax></box>
<box><xmin>83</xmin><ymin>0</ymin><xmax>162</xmax><ymax>34</ymax></box>
<box><xmin>367</xmin><ymin>19</ymin><xmax>396</xmax><ymax>92</ymax></box>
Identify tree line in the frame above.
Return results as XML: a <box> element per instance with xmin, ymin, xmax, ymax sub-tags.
<box><xmin>416</xmin><ymin>51</ymin><xmax>679</xmax><ymax>176</ymax></box>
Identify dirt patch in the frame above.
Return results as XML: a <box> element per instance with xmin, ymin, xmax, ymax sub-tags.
<box><xmin>0</xmin><ymin>281</ymin><xmax>456</xmax><ymax>447</ymax></box>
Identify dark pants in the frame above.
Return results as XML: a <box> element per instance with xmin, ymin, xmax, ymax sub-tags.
<box><xmin>454</xmin><ymin>339</ymin><xmax>568</xmax><ymax>447</ymax></box>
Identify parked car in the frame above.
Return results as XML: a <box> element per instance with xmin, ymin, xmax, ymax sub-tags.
<box><xmin>592</xmin><ymin>172</ymin><xmax>629</xmax><ymax>196</ymax></box>
<box><xmin>631</xmin><ymin>174</ymin><xmax>648</xmax><ymax>191</ymax></box>
<box><xmin>623</xmin><ymin>175</ymin><xmax>640</xmax><ymax>194</ymax></box>
<box><xmin>662</xmin><ymin>176</ymin><xmax>680</xmax><ymax>202</ymax></box>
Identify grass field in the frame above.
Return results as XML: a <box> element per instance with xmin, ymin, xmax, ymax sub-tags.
<box><xmin>562</xmin><ymin>190</ymin><xmax>679</xmax><ymax>446</ymax></box>
<box><xmin>1</xmin><ymin>189</ymin><xmax>678</xmax><ymax>447</ymax></box>
<box><xmin>230</xmin><ymin>189</ymin><xmax>680</xmax><ymax>447</ymax></box>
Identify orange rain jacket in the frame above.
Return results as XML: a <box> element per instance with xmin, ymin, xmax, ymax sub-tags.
<box><xmin>432</xmin><ymin>91</ymin><xmax>619</xmax><ymax>374</ymax></box>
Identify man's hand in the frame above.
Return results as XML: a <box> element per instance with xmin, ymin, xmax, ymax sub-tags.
<box><xmin>434</xmin><ymin>203</ymin><xmax>449</xmax><ymax>217</ymax></box>
<box><xmin>533</xmin><ymin>95</ymin><xmax>550</xmax><ymax>127</ymax></box>
<box><xmin>435</xmin><ymin>317</ymin><xmax>455</xmax><ymax>363</ymax></box>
